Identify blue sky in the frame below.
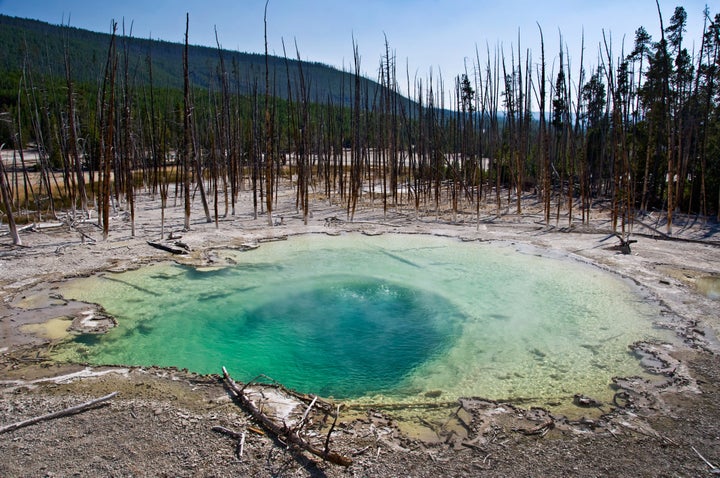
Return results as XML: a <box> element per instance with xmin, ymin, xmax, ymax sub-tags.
<box><xmin>0</xmin><ymin>0</ymin><xmax>711</xmax><ymax>89</ymax></box>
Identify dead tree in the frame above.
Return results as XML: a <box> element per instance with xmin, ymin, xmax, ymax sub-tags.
<box><xmin>99</xmin><ymin>21</ymin><xmax>118</xmax><ymax>240</ymax></box>
<box><xmin>182</xmin><ymin>13</ymin><xmax>193</xmax><ymax>230</ymax></box>
<box><xmin>348</xmin><ymin>37</ymin><xmax>362</xmax><ymax>221</ymax></box>
<box><xmin>654</xmin><ymin>0</ymin><xmax>674</xmax><ymax>234</ymax></box>
<box><xmin>221</xmin><ymin>367</ymin><xmax>351</xmax><ymax>467</ymax></box>
<box><xmin>537</xmin><ymin>23</ymin><xmax>551</xmax><ymax>225</ymax></box>
<box><xmin>214</xmin><ymin>26</ymin><xmax>232</xmax><ymax>220</ymax></box>
<box><xmin>0</xmin><ymin>144</ymin><xmax>22</xmax><ymax>245</ymax></box>
<box><xmin>183</xmin><ymin>13</ymin><xmax>212</xmax><ymax>230</ymax></box>
<box><xmin>121</xmin><ymin>20</ymin><xmax>136</xmax><ymax>236</ymax></box>
<box><xmin>63</xmin><ymin>24</ymin><xmax>88</xmax><ymax>218</ymax></box>
<box><xmin>295</xmin><ymin>41</ymin><xmax>311</xmax><ymax>225</ymax></box>
<box><xmin>263</xmin><ymin>0</ymin><xmax>274</xmax><ymax>226</ymax></box>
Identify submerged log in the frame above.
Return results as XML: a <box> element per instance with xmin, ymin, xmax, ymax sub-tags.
<box><xmin>573</xmin><ymin>394</ymin><xmax>603</xmax><ymax>408</ymax></box>
<box><xmin>221</xmin><ymin>367</ymin><xmax>352</xmax><ymax>467</ymax></box>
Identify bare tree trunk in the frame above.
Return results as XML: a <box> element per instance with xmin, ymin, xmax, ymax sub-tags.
<box><xmin>655</xmin><ymin>0</ymin><xmax>674</xmax><ymax>234</ymax></box>
<box><xmin>263</xmin><ymin>1</ymin><xmax>274</xmax><ymax>226</ymax></box>
<box><xmin>192</xmin><ymin>101</ymin><xmax>212</xmax><ymax>224</ymax></box>
<box><xmin>122</xmin><ymin>21</ymin><xmax>136</xmax><ymax>236</ymax></box>
<box><xmin>571</xmin><ymin>36</ymin><xmax>585</xmax><ymax>226</ymax></box>
<box><xmin>183</xmin><ymin>13</ymin><xmax>192</xmax><ymax>230</ymax></box>
<box><xmin>13</xmin><ymin>79</ymin><xmax>36</xmax><ymax>219</ymax></box>
<box><xmin>0</xmin><ymin>145</ymin><xmax>21</xmax><ymax>245</ymax></box>
<box><xmin>63</xmin><ymin>30</ymin><xmax>88</xmax><ymax>218</ymax></box>
<box><xmin>537</xmin><ymin>24</ymin><xmax>551</xmax><ymax>224</ymax></box>
<box><xmin>215</xmin><ymin>27</ymin><xmax>231</xmax><ymax>220</ymax></box>
<box><xmin>348</xmin><ymin>38</ymin><xmax>362</xmax><ymax>221</ymax></box>
<box><xmin>100</xmin><ymin>22</ymin><xmax>118</xmax><ymax>240</ymax></box>
<box><xmin>293</xmin><ymin>41</ymin><xmax>311</xmax><ymax>225</ymax></box>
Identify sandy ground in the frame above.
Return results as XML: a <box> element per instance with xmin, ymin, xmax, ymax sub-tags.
<box><xmin>1</xmin><ymin>184</ymin><xmax>720</xmax><ymax>477</ymax></box>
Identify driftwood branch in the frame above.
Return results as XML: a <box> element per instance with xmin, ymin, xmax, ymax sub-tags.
<box><xmin>221</xmin><ymin>366</ymin><xmax>352</xmax><ymax>467</ymax></box>
<box><xmin>0</xmin><ymin>391</ymin><xmax>118</xmax><ymax>434</ymax></box>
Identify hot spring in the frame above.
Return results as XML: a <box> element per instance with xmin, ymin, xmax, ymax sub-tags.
<box><xmin>54</xmin><ymin>233</ymin><xmax>673</xmax><ymax>408</ymax></box>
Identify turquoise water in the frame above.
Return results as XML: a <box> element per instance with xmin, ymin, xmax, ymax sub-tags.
<box><xmin>56</xmin><ymin>233</ymin><xmax>672</xmax><ymax>406</ymax></box>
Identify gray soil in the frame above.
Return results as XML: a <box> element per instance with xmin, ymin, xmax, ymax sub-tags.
<box><xmin>1</xmin><ymin>187</ymin><xmax>719</xmax><ymax>477</ymax></box>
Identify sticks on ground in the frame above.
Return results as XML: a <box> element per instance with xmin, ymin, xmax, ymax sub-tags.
<box><xmin>212</xmin><ymin>426</ymin><xmax>246</xmax><ymax>460</ymax></box>
<box><xmin>0</xmin><ymin>391</ymin><xmax>118</xmax><ymax>434</ymax></box>
<box><xmin>692</xmin><ymin>446</ymin><xmax>720</xmax><ymax>474</ymax></box>
<box><xmin>221</xmin><ymin>366</ymin><xmax>352</xmax><ymax>467</ymax></box>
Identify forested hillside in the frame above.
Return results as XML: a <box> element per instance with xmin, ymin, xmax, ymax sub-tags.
<box><xmin>0</xmin><ymin>6</ymin><xmax>718</xmax><ymax>248</ymax></box>
<box><xmin>0</xmin><ymin>14</ymin><xmax>381</xmax><ymax>107</ymax></box>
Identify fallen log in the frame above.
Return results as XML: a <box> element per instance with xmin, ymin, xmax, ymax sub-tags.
<box><xmin>221</xmin><ymin>366</ymin><xmax>352</xmax><ymax>467</ymax></box>
<box><xmin>147</xmin><ymin>240</ymin><xmax>188</xmax><ymax>255</ymax></box>
<box><xmin>0</xmin><ymin>391</ymin><xmax>118</xmax><ymax>434</ymax></box>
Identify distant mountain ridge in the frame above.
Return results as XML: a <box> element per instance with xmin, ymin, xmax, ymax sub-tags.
<box><xmin>0</xmin><ymin>14</ymin><xmax>392</xmax><ymax>107</ymax></box>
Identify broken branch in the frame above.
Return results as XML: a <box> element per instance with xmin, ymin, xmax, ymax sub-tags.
<box><xmin>212</xmin><ymin>425</ymin><xmax>243</xmax><ymax>440</ymax></box>
<box><xmin>212</xmin><ymin>425</ymin><xmax>247</xmax><ymax>460</ymax></box>
<box><xmin>221</xmin><ymin>366</ymin><xmax>352</xmax><ymax>467</ymax></box>
<box><xmin>692</xmin><ymin>446</ymin><xmax>720</xmax><ymax>474</ymax></box>
<box><xmin>296</xmin><ymin>395</ymin><xmax>317</xmax><ymax>432</ymax></box>
<box><xmin>0</xmin><ymin>391</ymin><xmax>118</xmax><ymax>434</ymax></box>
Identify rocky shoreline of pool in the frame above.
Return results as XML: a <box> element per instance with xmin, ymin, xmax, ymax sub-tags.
<box><xmin>2</xmin><ymin>188</ymin><xmax>719</xmax><ymax>476</ymax></box>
